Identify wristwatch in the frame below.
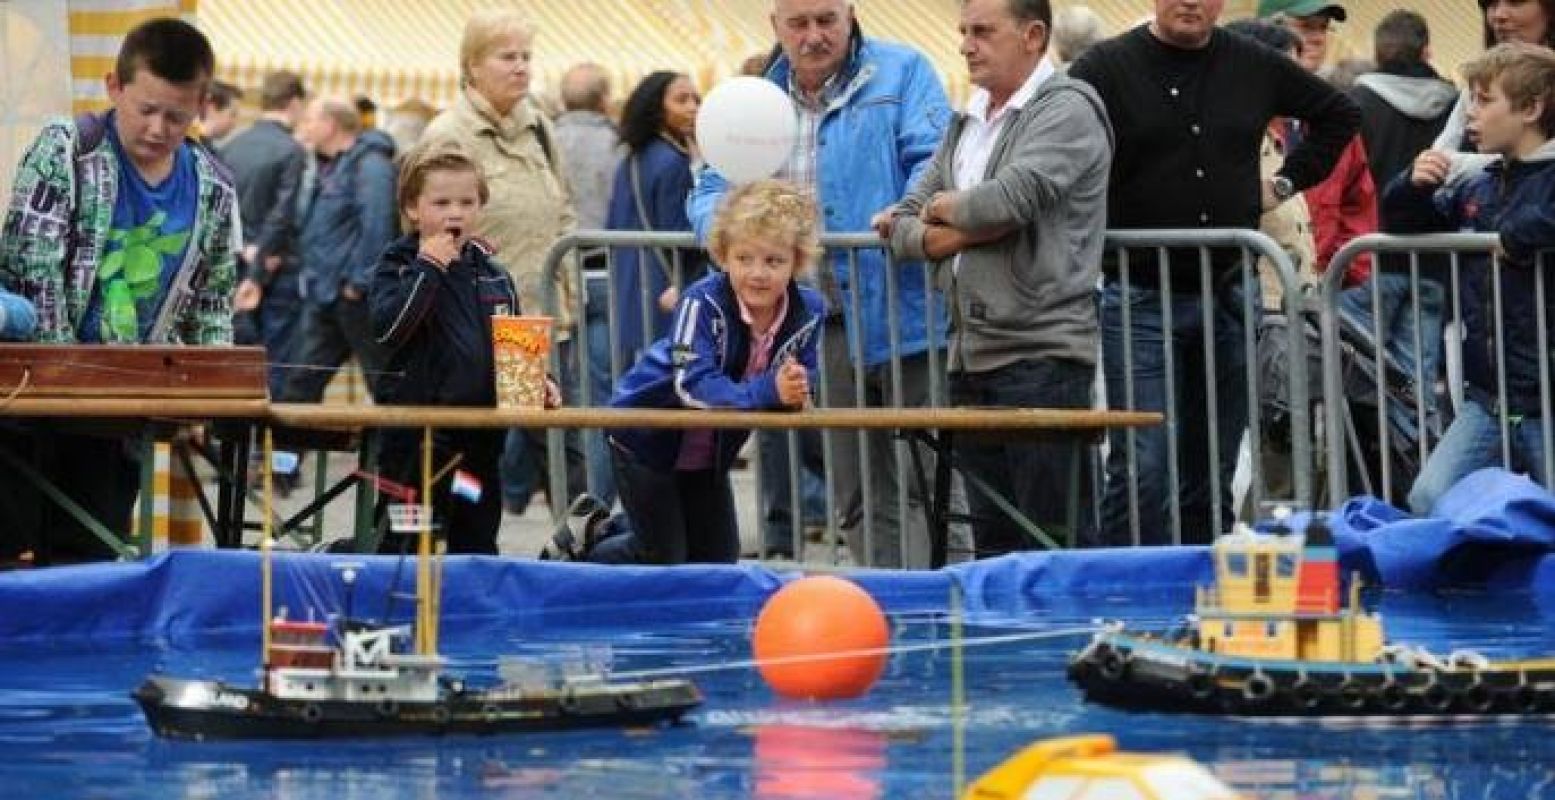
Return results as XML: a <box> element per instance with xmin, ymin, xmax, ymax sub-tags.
<box><xmin>1270</xmin><ymin>175</ymin><xmax>1296</xmax><ymax>203</ymax></box>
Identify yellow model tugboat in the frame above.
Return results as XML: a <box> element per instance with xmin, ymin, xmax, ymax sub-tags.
<box><xmin>963</xmin><ymin>734</ymin><xmax>1241</xmax><ymax>799</ymax></box>
<box><xmin>1068</xmin><ymin>517</ymin><xmax>1555</xmax><ymax>718</ymax></box>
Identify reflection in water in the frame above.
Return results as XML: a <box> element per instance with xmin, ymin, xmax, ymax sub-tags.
<box><xmin>751</xmin><ymin>724</ymin><xmax>887</xmax><ymax>799</ymax></box>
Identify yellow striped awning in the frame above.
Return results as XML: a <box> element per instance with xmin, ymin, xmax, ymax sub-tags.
<box><xmin>68</xmin><ymin>0</ymin><xmax>198</xmax><ymax>115</ymax></box>
<box><xmin>197</xmin><ymin>1</ymin><xmax>1482</xmax><ymax>121</ymax></box>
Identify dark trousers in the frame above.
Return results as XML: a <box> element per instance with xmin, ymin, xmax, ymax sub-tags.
<box><xmin>949</xmin><ymin>357</ymin><xmax>1094</xmax><ymax>557</ymax></box>
<box><xmin>0</xmin><ymin>427</ymin><xmax>138</xmax><ymax>564</ymax></box>
<box><xmin>587</xmin><ymin>442</ymin><xmax>739</xmax><ymax>565</ymax></box>
<box><xmin>235</xmin><ymin>269</ymin><xmax>303</xmax><ymax>400</ymax></box>
<box><xmin>279</xmin><ymin>297</ymin><xmax>390</xmax><ymax>403</ymax></box>
<box><xmin>1099</xmin><ymin>280</ymin><xmax>1252</xmax><ymax>546</ymax></box>
<box><xmin>377</xmin><ymin>427</ymin><xmax>504</xmax><ymax>555</ymax></box>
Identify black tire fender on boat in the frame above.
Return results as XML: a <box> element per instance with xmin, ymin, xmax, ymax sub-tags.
<box><xmin>375</xmin><ymin>698</ymin><xmax>399</xmax><ymax>718</ymax></box>
<box><xmin>1242</xmin><ymin>673</ymin><xmax>1277</xmax><ymax>704</ymax></box>
<box><xmin>1097</xmin><ymin>648</ymin><xmax>1130</xmax><ymax>682</ymax></box>
<box><xmin>1186</xmin><ymin>671</ymin><xmax>1216</xmax><ymax>701</ymax></box>
<box><xmin>1336</xmin><ymin>678</ymin><xmax>1367</xmax><ymax>711</ymax></box>
<box><xmin>616</xmin><ymin>692</ymin><xmax>640</xmax><ymax>711</ymax></box>
<box><xmin>1422</xmin><ymin>679</ymin><xmax>1454</xmax><ymax>712</ymax></box>
<box><xmin>300</xmin><ymin>702</ymin><xmax>323</xmax><ymax>724</ymax></box>
<box><xmin>1290</xmin><ymin>677</ymin><xmax>1322</xmax><ymax>710</ymax></box>
<box><xmin>1380</xmin><ymin>681</ymin><xmax>1409</xmax><ymax>712</ymax></box>
<box><xmin>1512</xmin><ymin>683</ymin><xmax>1541</xmax><ymax>713</ymax></box>
<box><xmin>431</xmin><ymin>704</ymin><xmax>451</xmax><ymax>725</ymax></box>
<box><xmin>1461</xmin><ymin>683</ymin><xmax>1495</xmax><ymax>713</ymax></box>
<box><xmin>559</xmin><ymin>692</ymin><xmax>583</xmax><ymax>715</ymax></box>
<box><xmin>481</xmin><ymin>703</ymin><xmax>502</xmax><ymax>723</ymax></box>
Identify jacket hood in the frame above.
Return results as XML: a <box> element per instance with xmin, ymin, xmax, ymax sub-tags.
<box><xmin>1354</xmin><ymin>73</ymin><xmax>1458</xmax><ymax>120</ymax></box>
<box><xmin>358</xmin><ymin>128</ymin><xmax>397</xmax><ymax>159</ymax></box>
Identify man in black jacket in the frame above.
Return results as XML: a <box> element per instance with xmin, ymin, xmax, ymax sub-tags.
<box><xmin>1351</xmin><ymin>10</ymin><xmax>1458</xmax><ymax>189</ymax></box>
<box><xmin>221</xmin><ymin>70</ymin><xmax>308</xmax><ymax>399</ymax></box>
<box><xmin>1069</xmin><ymin>0</ymin><xmax>1359</xmax><ymax>545</ymax></box>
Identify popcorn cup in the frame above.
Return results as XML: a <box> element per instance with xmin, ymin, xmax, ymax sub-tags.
<box><xmin>492</xmin><ymin>315</ymin><xmax>553</xmax><ymax>408</ymax></box>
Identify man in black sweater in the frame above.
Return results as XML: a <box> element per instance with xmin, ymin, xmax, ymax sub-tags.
<box><xmin>1069</xmin><ymin>0</ymin><xmax>1358</xmax><ymax>545</ymax></box>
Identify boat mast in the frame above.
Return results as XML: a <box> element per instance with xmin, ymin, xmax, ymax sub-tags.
<box><xmin>261</xmin><ymin>427</ymin><xmax>274</xmax><ymax>671</ymax></box>
<box><xmin>415</xmin><ymin>425</ymin><xmax>437</xmax><ymax>656</ymax></box>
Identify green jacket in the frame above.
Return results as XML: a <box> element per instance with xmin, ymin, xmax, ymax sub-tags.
<box><xmin>0</xmin><ymin>113</ymin><xmax>238</xmax><ymax>344</ymax></box>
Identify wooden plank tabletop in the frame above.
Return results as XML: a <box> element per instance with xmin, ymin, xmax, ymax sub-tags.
<box><xmin>0</xmin><ymin>399</ymin><xmax>1163</xmax><ymax>432</ymax></box>
<box><xmin>266</xmin><ymin>404</ymin><xmax>1163</xmax><ymax>431</ymax></box>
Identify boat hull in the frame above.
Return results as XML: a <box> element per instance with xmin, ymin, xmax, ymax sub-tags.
<box><xmin>134</xmin><ymin>675</ymin><xmax>701</xmax><ymax>740</ymax></box>
<box><xmin>1068</xmin><ymin>633</ymin><xmax>1555</xmax><ymax>718</ymax></box>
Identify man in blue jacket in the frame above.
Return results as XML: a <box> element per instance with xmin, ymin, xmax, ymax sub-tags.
<box><xmin>279</xmin><ymin>96</ymin><xmax>398</xmax><ymax>403</ymax></box>
<box><xmin>687</xmin><ymin>0</ymin><xmax>952</xmax><ymax>567</ymax></box>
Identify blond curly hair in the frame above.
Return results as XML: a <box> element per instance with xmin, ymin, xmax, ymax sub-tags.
<box><xmin>707</xmin><ymin>179</ymin><xmax>822</xmax><ymax>275</ymax></box>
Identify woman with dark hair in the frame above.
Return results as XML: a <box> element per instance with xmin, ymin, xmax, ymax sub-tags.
<box><xmin>1433</xmin><ymin>0</ymin><xmax>1555</xmax><ymax>157</ymax></box>
<box><xmin>604</xmin><ymin>71</ymin><xmax>706</xmax><ymax>367</ymax></box>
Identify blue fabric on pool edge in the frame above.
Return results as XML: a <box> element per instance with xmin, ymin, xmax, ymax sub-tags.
<box><xmin>0</xmin><ymin>549</ymin><xmax>1212</xmax><ymax>646</ymax></box>
<box><xmin>1332</xmin><ymin>467</ymin><xmax>1555</xmax><ymax>589</ymax></box>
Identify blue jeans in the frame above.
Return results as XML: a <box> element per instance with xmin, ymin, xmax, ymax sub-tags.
<box><xmin>1339</xmin><ymin>274</ymin><xmax>1445</xmax><ymax>432</ymax></box>
<box><xmin>580</xmin><ymin>277</ymin><xmax>617</xmax><ymax>505</ymax></box>
<box><xmin>949</xmin><ymin>357</ymin><xmax>1094</xmax><ymax>557</ymax></box>
<box><xmin>1100</xmin><ymin>280</ymin><xmax>1252</xmax><ymax>546</ymax></box>
<box><xmin>1409</xmin><ymin>398</ymin><xmax>1550</xmax><ymax>515</ymax></box>
<box><xmin>757</xmin><ymin>429</ymin><xmax>828</xmax><ymax>555</ymax></box>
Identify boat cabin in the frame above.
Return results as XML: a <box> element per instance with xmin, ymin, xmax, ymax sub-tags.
<box><xmin>1195</xmin><ymin>525</ymin><xmax>1382</xmax><ymax>663</ymax></box>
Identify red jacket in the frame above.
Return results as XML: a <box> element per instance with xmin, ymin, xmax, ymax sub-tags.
<box><xmin>1302</xmin><ymin>134</ymin><xmax>1375</xmax><ymax>286</ymax></box>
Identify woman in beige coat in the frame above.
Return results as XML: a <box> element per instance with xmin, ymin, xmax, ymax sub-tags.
<box><xmin>424</xmin><ymin>9</ymin><xmax>577</xmax><ymax>329</ymax></box>
<box><xmin>424</xmin><ymin>9</ymin><xmax>585</xmax><ymax>515</ymax></box>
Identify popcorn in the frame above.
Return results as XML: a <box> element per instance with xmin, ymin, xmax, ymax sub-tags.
<box><xmin>492</xmin><ymin>315</ymin><xmax>553</xmax><ymax>408</ymax></box>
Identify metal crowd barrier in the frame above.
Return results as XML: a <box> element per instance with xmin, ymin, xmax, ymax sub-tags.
<box><xmin>1100</xmin><ymin>229</ymin><xmax>1310</xmax><ymax>546</ymax></box>
<box><xmin>1317</xmin><ymin>233</ymin><xmax>1553</xmax><ymax>512</ymax></box>
<box><xmin>539</xmin><ymin>227</ymin><xmax>1313</xmax><ymax>563</ymax></box>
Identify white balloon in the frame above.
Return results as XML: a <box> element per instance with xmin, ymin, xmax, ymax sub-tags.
<box><xmin>695</xmin><ymin>77</ymin><xmax>797</xmax><ymax>184</ymax></box>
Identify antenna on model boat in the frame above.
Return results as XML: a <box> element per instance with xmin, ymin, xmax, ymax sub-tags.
<box><xmin>332</xmin><ymin>562</ymin><xmax>365</xmax><ymax>626</ymax></box>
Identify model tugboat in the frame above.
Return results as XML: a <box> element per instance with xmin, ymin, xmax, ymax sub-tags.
<box><xmin>1068</xmin><ymin>515</ymin><xmax>1555</xmax><ymax>718</ymax></box>
<box><xmin>133</xmin><ymin>431</ymin><xmax>701</xmax><ymax>740</ymax></box>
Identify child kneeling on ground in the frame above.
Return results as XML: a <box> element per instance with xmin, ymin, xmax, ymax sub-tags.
<box><xmin>372</xmin><ymin>138</ymin><xmax>559</xmax><ymax>554</ymax></box>
<box><xmin>1395</xmin><ymin>43</ymin><xmax>1555</xmax><ymax>514</ymax></box>
<box><xmin>543</xmin><ymin>180</ymin><xmax>825</xmax><ymax>564</ymax></box>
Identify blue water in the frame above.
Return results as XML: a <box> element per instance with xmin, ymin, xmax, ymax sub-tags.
<box><xmin>2</xmin><ymin>590</ymin><xmax>1554</xmax><ymax>798</ymax></box>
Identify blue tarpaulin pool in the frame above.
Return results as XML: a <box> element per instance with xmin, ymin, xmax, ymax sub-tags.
<box><xmin>3</xmin><ymin>532</ymin><xmax>1555</xmax><ymax>799</ymax></box>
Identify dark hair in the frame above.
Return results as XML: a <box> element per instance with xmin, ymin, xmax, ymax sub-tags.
<box><xmin>208</xmin><ymin>80</ymin><xmax>242</xmax><ymax>110</ymax></box>
<box><xmin>1479</xmin><ymin>0</ymin><xmax>1555</xmax><ymax>49</ymax></box>
<box><xmin>259</xmin><ymin>70</ymin><xmax>307</xmax><ymax>111</ymax></box>
<box><xmin>619</xmin><ymin>71</ymin><xmax>686</xmax><ymax>154</ymax></box>
<box><xmin>1374</xmin><ymin>10</ymin><xmax>1430</xmax><ymax>69</ymax></box>
<box><xmin>1226</xmin><ymin>18</ymin><xmax>1302</xmax><ymax>57</ymax></box>
<box><xmin>114</xmin><ymin>18</ymin><xmax>214</xmax><ymax>88</ymax></box>
<box><xmin>1007</xmin><ymin>0</ymin><xmax>1054</xmax><ymax>29</ymax></box>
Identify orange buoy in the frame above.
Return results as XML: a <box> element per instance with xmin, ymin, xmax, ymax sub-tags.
<box><xmin>752</xmin><ymin>575</ymin><xmax>890</xmax><ymax>700</ymax></box>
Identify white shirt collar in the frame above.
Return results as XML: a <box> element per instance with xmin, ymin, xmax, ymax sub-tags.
<box><xmin>964</xmin><ymin>56</ymin><xmax>1055</xmax><ymax>123</ymax></box>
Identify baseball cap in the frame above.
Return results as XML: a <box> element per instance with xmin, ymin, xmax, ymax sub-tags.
<box><xmin>1255</xmin><ymin>0</ymin><xmax>1348</xmax><ymax>22</ymax></box>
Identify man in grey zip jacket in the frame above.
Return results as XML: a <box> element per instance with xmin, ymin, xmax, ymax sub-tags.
<box><xmin>879</xmin><ymin>0</ymin><xmax>1112</xmax><ymax>557</ymax></box>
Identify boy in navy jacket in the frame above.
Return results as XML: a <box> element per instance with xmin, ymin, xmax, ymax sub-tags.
<box><xmin>1388</xmin><ymin>43</ymin><xmax>1555</xmax><ymax>514</ymax></box>
<box><xmin>545</xmin><ymin>181</ymin><xmax>826</xmax><ymax>565</ymax></box>
<box><xmin>372</xmin><ymin>139</ymin><xmax>558</xmax><ymax>554</ymax></box>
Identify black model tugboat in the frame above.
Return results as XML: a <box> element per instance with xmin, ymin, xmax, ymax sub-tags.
<box><xmin>1068</xmin><ymin>516</ymin><xmax>1555</xmax><ymax>718</ymax></box>
<box><xmin>134</xmin><ymin>434</ymin><xmax>701</xmax><ymax>740</ymax></box>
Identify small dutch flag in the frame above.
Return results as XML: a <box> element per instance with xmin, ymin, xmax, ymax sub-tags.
<box><xmin>450</xmin><ymin>469</ymin><xmax>483</xmax><ymax>504</ymax></box>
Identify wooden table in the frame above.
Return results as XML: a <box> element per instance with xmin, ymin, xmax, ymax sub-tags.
<box><xmin>268</xmin><ymin>404</ymin><xmax>1163</xmax><ymax>565</ymax></box>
